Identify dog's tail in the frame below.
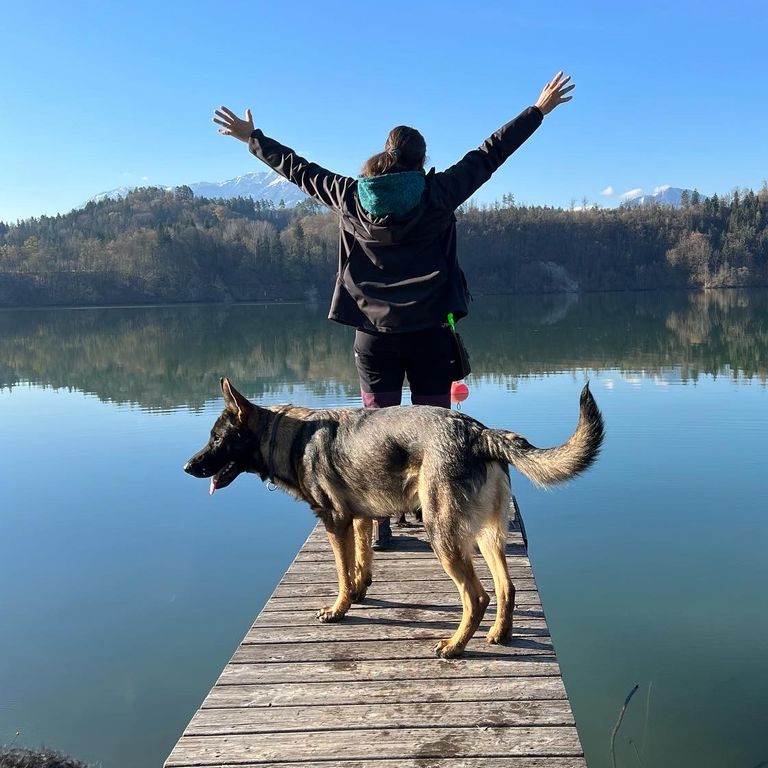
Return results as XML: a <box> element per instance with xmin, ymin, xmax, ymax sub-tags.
<box><xmin>478</xmin><ymin>383</ymin><xmax>604</xmax><ymax>488</ymax></box>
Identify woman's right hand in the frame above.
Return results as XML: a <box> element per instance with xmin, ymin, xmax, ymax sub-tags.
<box><xmin>535</xmin><ymin>72</ymin><xmax>575</xmax><ymax>115</ymax></box>
<box><xmin>212</xmin><ymin>106</ymin><xmax>254</xmax><ymax>143</ymax></box>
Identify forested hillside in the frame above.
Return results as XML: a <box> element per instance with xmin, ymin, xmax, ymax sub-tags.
<box><xmin>1</xmin><ymin>184</ymin><xmax>767</xmax><ymax>306</ymax></box>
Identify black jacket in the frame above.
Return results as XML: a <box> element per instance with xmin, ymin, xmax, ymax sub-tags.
<box><xmin>248</xmin><ymin>106</ymin><xmax>543</xmax><ymax>332</ymax></box>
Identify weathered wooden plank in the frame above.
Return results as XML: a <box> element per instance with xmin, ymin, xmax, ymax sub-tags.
<box><xmin>244</xmin><ymin>626</ymin><xmax>549</xmax><ymax>645</ymax></box>
<box><xmin>219</xmin><ymin>656</ymin><xmax>562</xmax><ymax>683</ymax></box>
<box><xmin>271</xmin><ymin>579</ymin><xmax>539</xmax><ymax>597</ymax></box>
<box><xmin>222</xmin><ymin>637</ymin><xmax>555</xmax><ymax>663</ymax></box>
<box><xmin>278</xmin><ymin>574</ymin><xmax>533</xmax><ymax>588</ymax></box>
<box><xmin>301</xmin><ymin>520</ymin><xmax>523</xmax><ymax>537</ymax></box>
<box><xmin>296</xmin><ymin>544</ymin><xmax>528</xmax><ymax>559</ymax></box>
<box><xmin>284</xmin><ymin>552</ymin><xmax>531</xmax><ymax>573</ymax></box>
<box><xmin>254</xmin><ymin>607</ymin><xmax>546</xmax><ymax>626</ymax></box>
<box><xmin>166</xmin><ymin>726</ymin><xmax>584</xmax><ymax>765</ymax></box>
<box><xmin>294</xmin><ymin>547</ymin><xmax>529</xmax><ymax>561</ymax></box>
<box><xmin>306</xmin><ymin>540</ymin><xmax>527</xmax><ymax>554</ymax></box>
<box><xmin>167</xmin><ymin>759</ymin><xmax>586</xmax><ymax>768</ymax></box>
<box><xmin>299</xmin><ymin>531</ymin><xmax>525</xmax><ymax>550</ymax></box>
<box><xmin>187</xmin><ymin>699</ymin><xmax>576</xmax><ymax>735</ymax></box>
<box><xmin>287</xmin><ymin>565</ymin><xmax>533</xmax><ymax>579</ymax></box>
<box><xmin>201</xmin><ymin>676</ymin><xmax>567</xmax><ymax>709</ymax></box>
<box><xmin>269</xmin><ymin>585</ymin><xmax>540</xmax><ymax>601</ymax></box>
<box><xmin>230</xmin><ymin>642</ymin><xmax>558</xmax><ymax>666</ymax></box>
<box><xmin>261</xmin><ymin>593</ymin><xmax>543</xmax><ymax>611</ymax></box>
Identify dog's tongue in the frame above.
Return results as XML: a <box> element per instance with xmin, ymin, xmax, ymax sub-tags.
<box><xmin>209</xmin><ymin>477</ymin><xmax>216</xmax><ymax>496</ymax></box>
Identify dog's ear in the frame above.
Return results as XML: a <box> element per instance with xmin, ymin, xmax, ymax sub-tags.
<box><xmin>220</xmin><ymin>377</ymin><xmax>254</xmax><ymax>422</ymax></box>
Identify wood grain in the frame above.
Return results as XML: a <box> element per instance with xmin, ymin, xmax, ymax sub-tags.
<box><xmin>164</xmin><ymin>512</ymin><xmax>584</xmax><ymax>767</ymax></box>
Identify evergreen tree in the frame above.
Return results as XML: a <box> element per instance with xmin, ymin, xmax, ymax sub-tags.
<box><xmin>174</xmin><ymin>185</ymin><xmax>194</xmax><ymax>201</ymax></box>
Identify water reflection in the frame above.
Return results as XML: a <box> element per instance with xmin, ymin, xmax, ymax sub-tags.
<box><xmin>0</xmin><ymin>289</ymin><xmax>765</xmax><ymax>410</ymax></box>
<box><xmin>2</xmin><ymin>290</ymin><xmax>767</xmax><ymax>768</ymax></box>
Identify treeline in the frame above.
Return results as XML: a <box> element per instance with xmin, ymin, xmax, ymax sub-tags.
<box><xmin>0</xmin><ymin>188</ymin><xmax>334</xmax><ymax>305</ymax></box>
<box><xmin>1</xmin><ymin>183</ymin><xmax>767</xmax><ymax>306</ymax></box>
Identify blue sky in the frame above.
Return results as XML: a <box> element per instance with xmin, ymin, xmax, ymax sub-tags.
<box><xmin>2</xmin><ymin>0</ymin><xmax>766</xmax><ymax>222</ymax></box>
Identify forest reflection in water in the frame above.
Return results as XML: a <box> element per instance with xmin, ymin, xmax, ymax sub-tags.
<box><xmin>0</xmin><ymin>288</ymin><xmax>766</xmax><ymax>408</ymax></box>
<box><xmin>1</xmin><ymin>289</ymin><xmax>767</xmax><ymax>768</ymax></box>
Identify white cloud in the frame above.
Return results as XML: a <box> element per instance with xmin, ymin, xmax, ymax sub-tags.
<box><xmin>619</xmin><ymin>187</ymin><xmax>643</xmax><ymax>201</ymax></box>
<box><xmin>140</xmin><ymin>176</ymin><xmax>149</xmax><ymax>182</ymax></box>
<box><xmin>653</xmin><ymin>184</ymin><xmax>671</xmax><ymax>195</ymax></box>
<box><xmin>600</xmin><ymin>185</ymin><xmax>615</xmax><ymax>196</ymax></box>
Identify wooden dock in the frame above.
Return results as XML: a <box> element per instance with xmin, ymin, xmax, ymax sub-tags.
<box><xmin>165</xmin><ymin>506</ymin><xmax>586</xmax><ymax>767</ymax></box>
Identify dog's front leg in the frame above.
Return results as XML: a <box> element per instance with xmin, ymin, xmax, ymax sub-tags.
<box><xmin>317</xmin><ymin>518</ymin><xmax>355</xmax><ymax>623</ymax></box>
<box><xmin>351</xmin><ymin>517</ymin><xmax>373</xmax><ymax>602</ymax></box>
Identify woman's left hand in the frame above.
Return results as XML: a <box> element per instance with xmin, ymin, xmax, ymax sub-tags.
<box><xmin>535</xmin><ymin>72</ymin><xmax>575</xmax><ymax>115</ymax></box>
<box><xmin>212</xmin><ymin>106</ymin><xmax>254</xmax><ymax>142</ymax></box>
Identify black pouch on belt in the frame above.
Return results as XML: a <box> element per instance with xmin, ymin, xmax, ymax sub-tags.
<box><xmin>448</xmin><ymin>326</ymin><xmax>472</xmax><ymax>381</ymax></box>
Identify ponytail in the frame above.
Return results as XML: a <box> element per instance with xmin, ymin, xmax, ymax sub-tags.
<box><xmin>361</xmin><ymin>126</ymin><xmax>426</xmax><ymax>177</ymax></box>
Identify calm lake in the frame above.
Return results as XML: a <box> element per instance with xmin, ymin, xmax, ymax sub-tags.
<box><xmin>1</xmin><ymin>290</ymin><xmax>767</xmax><ymax>768</ymax></box>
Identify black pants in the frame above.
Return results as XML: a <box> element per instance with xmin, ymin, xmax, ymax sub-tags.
<box><xmin>353</xmin><ymin>326</ymin><xmax>453</xmax><ymax>409</ymax></box>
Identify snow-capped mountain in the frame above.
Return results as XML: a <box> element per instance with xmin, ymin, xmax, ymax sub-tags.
<box><xmin>88</xmin><ymin>186</ymin><xmax>138</xmax><ymax>204</ymax></box>
<box><xmin>620</xmin><ymin>186</ymin><xmax>693</xmax><ymax>208</ymax></box>
<box><xmin>86</xmin><ymin>171</ymin><xmax>309</xmax><ymax>207</ymax></box>
<box><xmin>187</xmin><ymin>172</ymin><xmax>308</xmax><ymax>206</ymax></box>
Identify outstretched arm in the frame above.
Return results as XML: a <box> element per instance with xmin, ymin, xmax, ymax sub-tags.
<box><xmin>212</xmin><ymin>106</ymin><xmax>354</xmax><ymax>211</ymax></box>
<box><xmin>434</xmin><ymin>72</ymin><xmax>575</xmax><ymax>210</ymax></box>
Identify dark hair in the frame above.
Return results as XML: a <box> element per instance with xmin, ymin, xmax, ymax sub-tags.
<box><xmin>360</xmin><ymin>126</ymin><xmax>427</xmax><ymax>177</ymax></box>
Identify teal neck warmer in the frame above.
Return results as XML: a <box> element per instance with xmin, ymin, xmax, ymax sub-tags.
<box><xmin>357</xmin><ymin>171</ymin><xmax>426</xmax><ymax>217</ymax></box>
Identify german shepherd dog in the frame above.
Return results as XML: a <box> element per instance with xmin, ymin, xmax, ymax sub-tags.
<box><xmin>184</xmin><ymin>378</ymin><xmax>604</xmax><ymax>658</ymax></box>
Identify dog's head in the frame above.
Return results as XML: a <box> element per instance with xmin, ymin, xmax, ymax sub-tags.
<box><xmin>183</xmin><ymin>378</ymin><xmax>261</xmax><ymax>494</ymax></box>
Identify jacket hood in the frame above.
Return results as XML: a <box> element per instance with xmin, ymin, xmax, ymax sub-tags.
<box><xmin>357</xmin><ymin>171</ymin><xmax>426</xmax><ymax>217</ymax></box>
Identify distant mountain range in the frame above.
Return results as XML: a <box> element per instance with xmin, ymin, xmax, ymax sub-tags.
<box><xmin>87</xmin><ymin>175</ymin><xmax>697</xmax><ymax>211</ymax></box>
<box><xmin>87</xmin><ymin>171</ymin><xmax>309</xmax><ymax>207</ymax></box>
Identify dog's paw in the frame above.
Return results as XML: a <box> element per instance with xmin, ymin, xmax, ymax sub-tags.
<box><xmin>433</xmin><ymin>639</ymin><xmax>464</xmax><ymax>659</ymax></box>
<box><xmin>350</xmin><ymin>586</ymin><xmax>368</xmax><ymax>603</ymax></box>
<box><xmin>353</xmin><ymin>572</ymin><xmax>373</xmax><ymax>587</ymax></box>
<box><xmin>316</xmin><ymin>606</ymin><xmax>346</xmax><ymax>623</ymax></box>
<box><xmin>350</xmin><ymin>574</ymin><xmax>372</xmax><ymax>603</ymax></box>
<box><xmin>486</xmin><ymin>626</ymin><xmax>512</xmax><ymax>645</ymax></box>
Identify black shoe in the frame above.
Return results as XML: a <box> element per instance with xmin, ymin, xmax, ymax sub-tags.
<box><xmin>372</xmin><ymin>517</ymin><xmax>392</xmax><ymax>550</ymax></box>
<box><xmin>395</xmin><ymin>512</ymin><xmax>413</xmax><ymax>528</ymax></box>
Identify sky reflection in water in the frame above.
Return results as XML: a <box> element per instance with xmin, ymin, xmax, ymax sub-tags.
<box><xmin>1</xmin><ymin>290</ymin><xmax>766</xmax><ymax>768</ymax></box>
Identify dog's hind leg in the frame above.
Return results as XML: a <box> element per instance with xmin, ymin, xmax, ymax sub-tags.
<box><xmin>431</xmin><ymin>543</ymin><xmax>490</xmax><ymax>659</ymax></box>
<box><xmin>317</xmin><ymin>518</ymin><xmax>355</xmax><ymax>623</ymax></box>
<box><xmin>351</xmin><ymin>517</ymin><xmax>373</xmax><ymax>602</ymax></box>
<box><xmin>477</xmin><ymin>522</ymin><xmax>514</xmax><ymax>644</ymax></box>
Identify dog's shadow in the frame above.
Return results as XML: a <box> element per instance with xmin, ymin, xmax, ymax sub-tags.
<box><xmin>346</xmin><ymin>597</ymin><xmax>547</xmax><ymax>639</ymax></box>
<box><xmin>384</xmin><ymin>535</ymin><xmax>433</xmax><ymax>552</ymax></box>
<box><xmin>381</xmin><ymin>536</ymin><xmax>527</xmax><ymax>559</ymax></box>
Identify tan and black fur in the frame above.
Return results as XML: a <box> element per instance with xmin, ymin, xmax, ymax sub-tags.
<box><xmin>184</xmin><ymin>378</ymin><xmax>604</xmax><ymax>658</ymax></box>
